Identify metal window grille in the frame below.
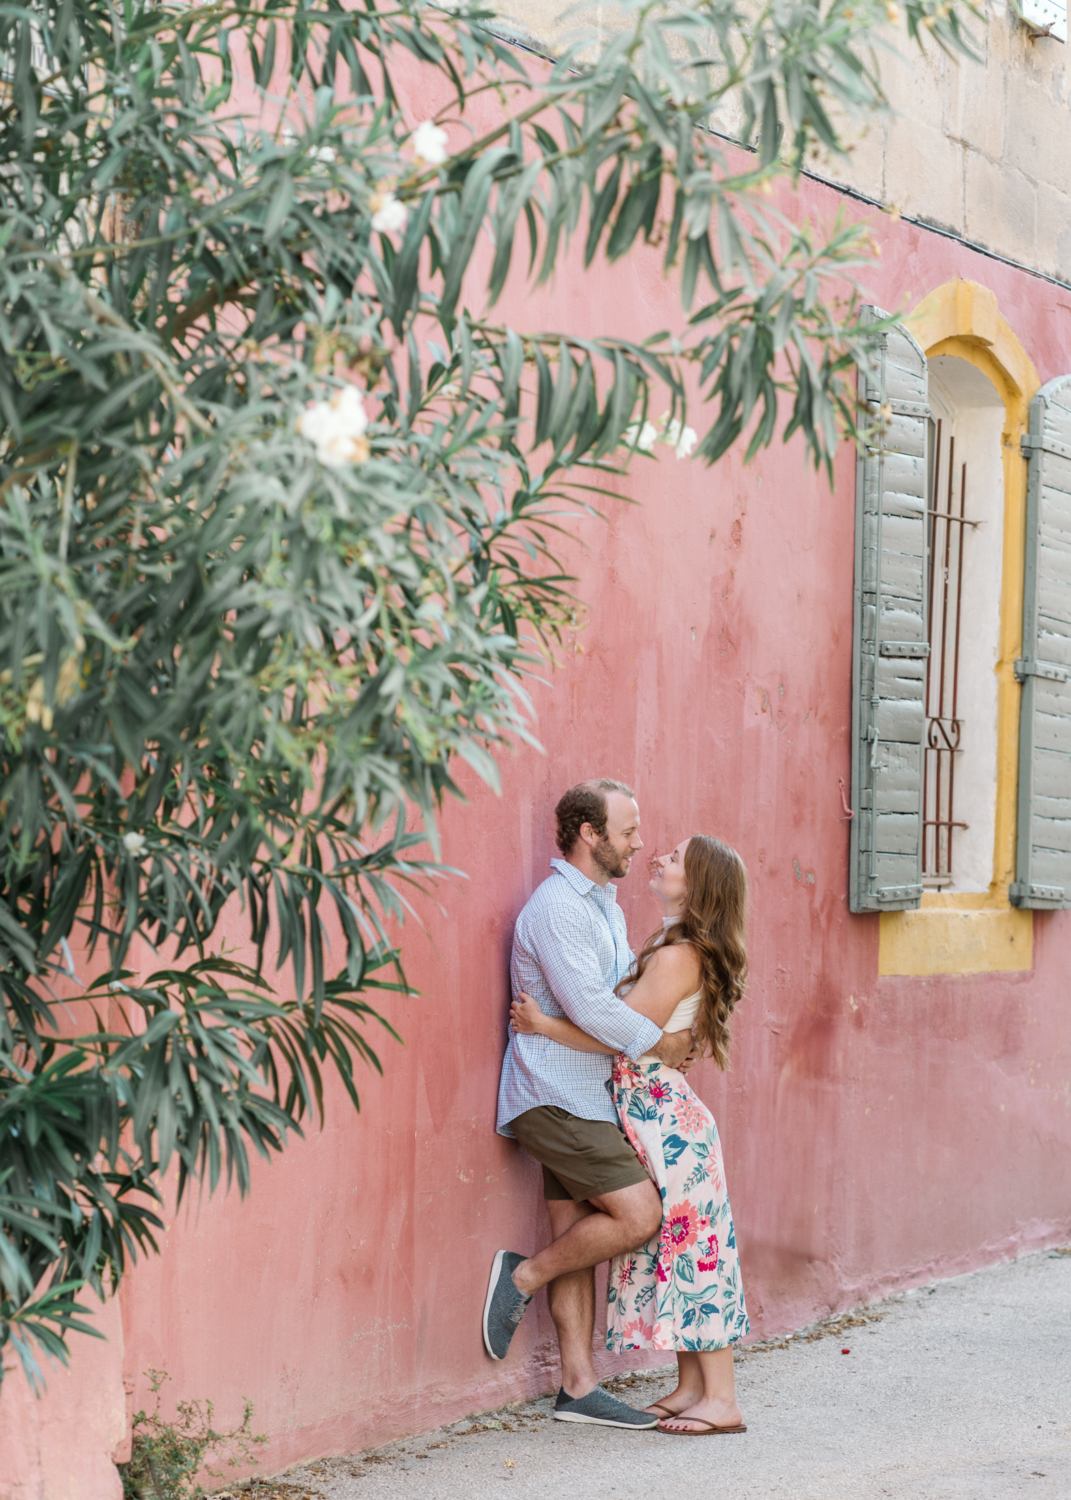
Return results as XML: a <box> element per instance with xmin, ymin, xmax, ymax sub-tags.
<box><xmin>922</xmin><ymin>420</ymin><xmax>978</xmax><ymax>884</ymax></box>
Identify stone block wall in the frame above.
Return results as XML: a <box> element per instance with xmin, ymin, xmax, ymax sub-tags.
<box><xmin>822</xmin><ymin>4</ymin><xmax>1071</xmax><ymax>281</ymax></box>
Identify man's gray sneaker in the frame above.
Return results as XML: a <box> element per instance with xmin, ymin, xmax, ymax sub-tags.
<box><xmin>552</xmin><ymin>1386</ymin><xmax>660</xmax><ymax>1428</ymax></box>
<box><xmin>482</xmin><ymin>1250</ymin><xmax>532</xmax><ymax>1360</ymax></box>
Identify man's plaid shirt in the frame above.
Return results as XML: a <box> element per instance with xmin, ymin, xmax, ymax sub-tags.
<box><xmin>496</xmin><ymin>859</ymin><xmax>662</xmax><ymax>1138</ymax></box>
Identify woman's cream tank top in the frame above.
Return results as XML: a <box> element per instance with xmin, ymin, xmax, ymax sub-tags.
<box><xmin>637</xmin><ymin>986</ymin><xmax>702</xmax><ymax>1062</ymax></box>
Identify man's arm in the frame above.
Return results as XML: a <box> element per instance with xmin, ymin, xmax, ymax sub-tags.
<box><xmin>524</xmin><ymin>903</ymin><xmax>661</xmax><ymax>1060</ymax></box>
<box><xmin>510</xmin><ymin>991</ymin><xmax>692</xmax><ymax>1067</ymax></box>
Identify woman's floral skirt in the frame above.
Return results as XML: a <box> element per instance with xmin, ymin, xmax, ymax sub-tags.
<box><xmin>606</xmin><ymin>1056</ymin><xmax>749</xmax><ymax>1353</ymax></box>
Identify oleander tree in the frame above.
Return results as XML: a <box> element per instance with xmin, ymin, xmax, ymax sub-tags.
<box><xmin>0</xmin><ymin>0</ymin><xmax>977</xmax><ymax>1385</ymax></box>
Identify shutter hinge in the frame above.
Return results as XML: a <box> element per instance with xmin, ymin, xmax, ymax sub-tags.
<box><xmin>1014</xmin><ymin>658</ymin><xmax>1069</xmax><ymax>683</ymax></box>
<box><xmin>1010</xmin><ymin>881</ymin><xmax>1066</xmax><ymax>905</ymax></box>
<box><xmin>1021</xmin><ymin>433</ymin><xmax>1071</xmax><ymax>460</ymax></box>
<box><xmin>876</xmin><ymin>885</ymin><xmax>923</xmax><ymax>903</ymax></box>
<box><xmin>867</xmin><ymin>723</ymin><xmax>880</xmax><ymax>768</ymax></box>
<box><xmin>879</xmin><ymin>641</ymin><xmax>931</xmax><ymax>658</ymax></box>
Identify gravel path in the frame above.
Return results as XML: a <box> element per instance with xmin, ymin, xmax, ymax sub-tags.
<box><xmin>244</xmin><ymin>1249</ymin><xmax>1071</xmax><ymax>1500</ymax></box>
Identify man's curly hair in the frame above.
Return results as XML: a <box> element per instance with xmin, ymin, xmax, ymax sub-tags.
<box><xmin>554</xmin><ymin>779</ymin><xmax>635</xmax><ymax>855</ymax></box>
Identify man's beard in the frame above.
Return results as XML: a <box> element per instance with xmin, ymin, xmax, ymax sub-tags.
<box><xmin>592</xmin><ymin>834</ymin><xmax>630</xmax><ymax>880</ymax></box>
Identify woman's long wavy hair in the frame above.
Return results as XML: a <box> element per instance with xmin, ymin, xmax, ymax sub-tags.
<box><xmin>617</xmin><ymin>834</ymin><xmax>748</xmax><ymax>1070</ymax></box>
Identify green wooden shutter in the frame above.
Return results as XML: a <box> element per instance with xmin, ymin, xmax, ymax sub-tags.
<box><xmin>1011</xmin><ymin>374</ymin><xmax>1071</xmax><ymax>910</ymax></box>
<box><xmin>849</xmin><ymin>310</ymin><xmax>930</xmax><ymax>913</ymax></box>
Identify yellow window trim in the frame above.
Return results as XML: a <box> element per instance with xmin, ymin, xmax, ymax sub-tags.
<box><xmin>878</xmin><ymin>280</ymin><xmax>1039</xmax><ymax>976</ymax></box>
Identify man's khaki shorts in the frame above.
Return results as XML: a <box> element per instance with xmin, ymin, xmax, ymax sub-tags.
<box><xmin>510</xmin><ymin>1105</ymin><xmax>650</xmax><ymax>1201</ymax></box>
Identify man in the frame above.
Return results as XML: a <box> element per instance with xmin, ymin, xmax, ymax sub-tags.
<box><xmin>484</xmin><ymin>779</ymin><xmax>693</xmax><ymax>1428</ymax></box>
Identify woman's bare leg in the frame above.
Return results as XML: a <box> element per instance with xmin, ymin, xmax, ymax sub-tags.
<box><xmin>657</xmin><ymin>1347</ymin><xmax>743</xmax><ymax>1432</ymax></box>
<box><xmin>644</xmin><ymin>1350</ymin><xmax>702</xmax><ymax>1416</ymax></box>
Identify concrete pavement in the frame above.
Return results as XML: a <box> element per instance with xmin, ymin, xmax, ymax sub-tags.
<box><xmin>252</xmin><ymin>1249</ymin><xmax>1071</xmax><ymax>1499</ymax></box>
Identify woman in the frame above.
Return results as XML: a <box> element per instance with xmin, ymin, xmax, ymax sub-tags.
<box><xmin>510</xmin><ymin>833</ymin><xmax>749</xmax><ymax>1436</ymax></box>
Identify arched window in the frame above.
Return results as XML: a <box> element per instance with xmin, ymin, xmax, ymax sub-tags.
<box><xmin>850</xmin><ymin>280</ymin><xmax>1071</xmax><ymax>976</ymax></box>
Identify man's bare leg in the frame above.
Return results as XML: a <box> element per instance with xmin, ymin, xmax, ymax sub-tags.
<box><xmin>543</xmin><ymin>1200</ymin><xmax>600</xmax><ymax>1398</ymax></box>
<box><xmin>512</xmin><ymin>1178</ymin><xmax>661</xmax><ymax>1298</ymax></box>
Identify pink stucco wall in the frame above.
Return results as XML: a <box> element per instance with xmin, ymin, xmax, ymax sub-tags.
<box><xmin>0</xmin><ymin>1291</ymin><xmax>126</xmax><ymax>1500</ymax></box>
<box><xmin>4</xmin><ymin>107</ymin><xmax>1071</xmax><ymax>1499</ymax></box>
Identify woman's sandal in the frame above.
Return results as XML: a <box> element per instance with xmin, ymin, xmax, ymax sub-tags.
<box><xmin>657</xmin><ymin>1417</ymin><xmax>748</xmax><ymax>1436</ymax></box>
<box><xmin>644</xmin><ymin>1402</ymin><xmax>679</xmax><ymax>1419</ymax></box>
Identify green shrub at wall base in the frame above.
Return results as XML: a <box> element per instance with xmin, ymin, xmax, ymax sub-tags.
<box><xmin>118</xmin><ymin>1371</ymin><xmax>266</xmax><ymax>1500</ymax></box>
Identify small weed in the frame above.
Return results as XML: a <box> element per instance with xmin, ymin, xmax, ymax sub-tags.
<box><xmin>118</xmin><ymin>1370</ymin><xmax>267</xmax><ymax>1500</ymax></box>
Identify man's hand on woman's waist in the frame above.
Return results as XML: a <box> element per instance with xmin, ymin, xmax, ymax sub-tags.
<box><xmin>651</xmin><ymin>1028</ymin><xmax>694</xmax><ymax>1070</ymax></box>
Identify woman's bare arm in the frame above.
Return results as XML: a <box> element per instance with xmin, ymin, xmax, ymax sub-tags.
<box><xmin>510</xmin><ymin>944</ymin><xmax>700</xmax><ymax>1056</ymax></box>
<box><xmin>619</xmin><ymin>944</ymin><xmax>701</xmax><ymax>1027</ymax></box>
<box><xmin>510</xmin><ymin>996</ymin><xmax>616</xmax><ymax>1054</ymax></box>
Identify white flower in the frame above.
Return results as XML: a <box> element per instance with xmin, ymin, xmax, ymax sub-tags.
<box><xmin>370</xmin><ymin>190</ymin><xmax>408</xmax><ymax>235</ymax></box>
<box><xmin>283</xmin><ymin>127</ymin><xmax>334</xmax><ymax>167</ymax></box>
<box><xmin>25</xmin><ymin>677</ymin><xmax>50</xmax><ymax>729</ymax></box>
<box><xmin>412</xmin><ymin>120</ymin><xmax>449</xmax><ymax>167</ymax></box>
<box><xmin>622</xmin><ymin>420</ymin><xmax>658</xmax><ymax>452</ymax></box>
<box><xmin>664</xmin><ymin>418</ymin><xmax>699</xmax><ymax>459</ymax></box>
<box><xmin>122</xmin><ymin>832</ymin><xmax>147</xmax><ymax>856</ymax></box>
<box><xmin>297</xmin><ymin>386</ymin><xmax>371</xmax><ymax>467</ymax></box>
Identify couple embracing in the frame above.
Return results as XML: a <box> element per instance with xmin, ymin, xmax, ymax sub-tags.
<box><xmin>484</xmin><ymin>778</ymin><xmax>750</xmax><ymax>1436</ymax></box>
